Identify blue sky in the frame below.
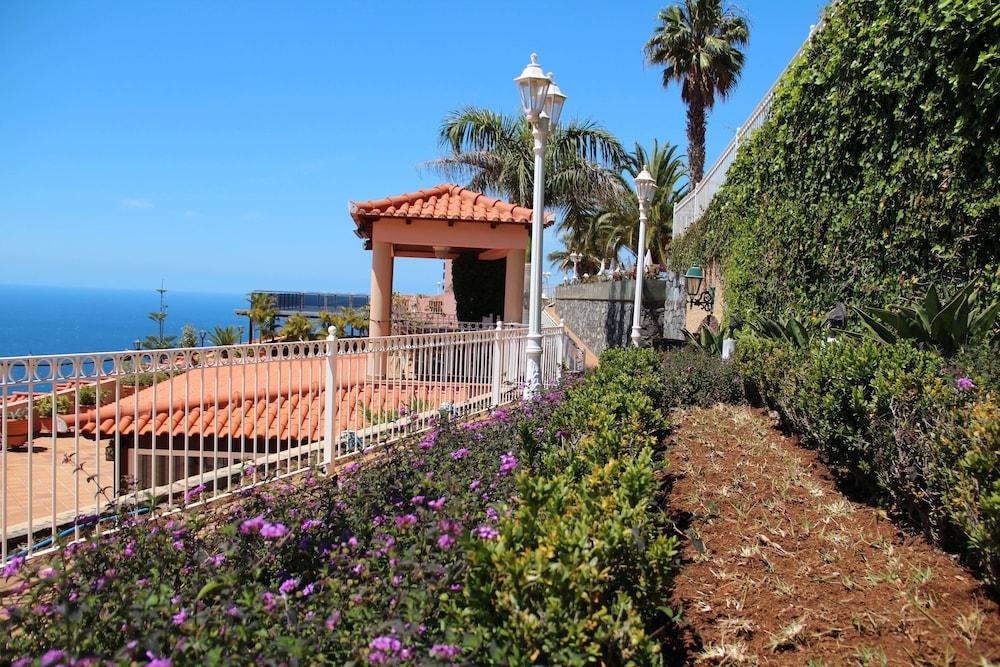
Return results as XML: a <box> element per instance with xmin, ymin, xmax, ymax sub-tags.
<box><xmin>0</xmin><ymin>1</ymin><xmax>825</xmax><ymax>295</ymax></box>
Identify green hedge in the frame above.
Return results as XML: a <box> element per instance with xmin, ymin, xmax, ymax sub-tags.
<box><xmin>738</xmin><ymin>336</ymin><xmax>1000</xmax><ymax>588</ymax></box>
<box><xmin>455</xmin><ymin>348</ymin><xmax>681</xmax><ymax>664</ymax></box>
<box><xmin>672</xmin><ymin>0</ymin><xmax>1000</xmax><ymax>319</ymax></box>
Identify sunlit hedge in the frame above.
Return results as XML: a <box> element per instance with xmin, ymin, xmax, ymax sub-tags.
<box><xmin>671</xmin><ymin>0</ymin><xmax>1000</xmax><ymax>319</ymax></box>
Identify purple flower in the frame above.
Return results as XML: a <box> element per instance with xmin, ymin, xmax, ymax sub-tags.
<box><xmin>208</xmin><ymin>553</ymin><xmax>225</xmax><ymax>566</ymax></box>
<box><xmin>184</xmin><ymin>484</ymin><xmax>207</xmax><ymax>502</ymax></box>
<box><xmin>411</xmin><ymin>495</ymin><xmax>425</xmax><ymax>504</ymax></box>
<box><xmin>301</xmin><ymin>582</ymin><xmax>315</xmax><ymax>596</ymax></box>
<box><xmin>41</xmin><ymin>650</ymin><xmax>66</xmax><ymax>667</ymax></box>
<box><xmin>437</xmin><ymin>534</ymin><xmax>455</xmax><ymax>549</ymax></box>
<box><xmin>430</xmin><ymin>644</ymin><xmax>462</xmax><ymax>659</ymax></box>
<box><xmin>301</xmin><ymin>519</ymin><xmax>322</xmax><ymax>531</ymax></box>
<box><xmin>39</xmin><ymin>567</ymin><xmax>56</xmax><ymax>579</ymax></box>
<box><xmin>326</xmin><ymin>611</ymin><xmax>341</xmax><ymax>629</ymax></box>
<box><xmin>498</xmin><ymin>451</ymin><xmax>519</xmax><ymax>475</ymax></box>
<box><xmin>243</xmin><ymin>464</ymin><xmax>256</xmax><ymax>477</ymax></box>
<box><xmin>240</xmin><ymin>515</ymin><xmax>265</xmax><ymax>534</ymax></box>
<box><xmin>475</xmin><ymin>525</ymin><xmax>500</xmax><ymax>540</ymax></box>
<box><xmin>956</xmin><ymin>376</ymin><xmax>976</xmax><ymax>390</ymax></box>
<box><xmin>226</xmin><ymin>606</ymin><xmax>240</xmax><ymax>617</ymax></box>
<box><xmin>146</xmin><ymin>653</ymin><xmax>172</xmax><ymax>667</ymax></box>
<box><xmin>260</xmin><ymin>522</ymin><xmax>288</xmax><ymax>539</ymax></box>
<box><xmin>262</xmin><ymin>591</ymin><xmax>276</xmax><ymax>611</ymax></box>
<box><xmin>469</xmin><ymin>479</ymin><xmax>481</xmax><ymax>490</ymax></box>
<box><xmin>394</xmin><ymin>514</ymin><xmax>418</xmax><ymax>527</ymax></box>
<box><xmin>451</xmin><ymin>447</ymin><xmax>470</xmax><ymax>461</ymax></box>
<box><xmin>172</xmin><ymin>608</ymin><xmax>189</xmax><ymax>625</ymax></box>
<box><xmin>369</xmin><ymin>636</ymin><xmax>402</xmax><ymax>652</ymax></box>
<box><xmin>2</xmin><ymin>556</ymin><xmax>24</xmax><ymax>579</ymax></box>
<box><xmin>428</xmin><ymin>496</ymin><xmax>446</xmax><ymax>510</ymax></box>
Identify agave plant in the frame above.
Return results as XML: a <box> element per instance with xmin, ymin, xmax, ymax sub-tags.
<box><xmin>747</xmin><ymin>315</ymin><xmax>811</xmax><ymax>349</ymax></box>
<box><xmin>852</xmin><ymin>282</ymin><xmax>1000</xmax><ymax>357</ymax></box>
<box><xmin>685</xmin><ymin>326</ymin><xmax>726</xmax><ymax>355</ymax></box>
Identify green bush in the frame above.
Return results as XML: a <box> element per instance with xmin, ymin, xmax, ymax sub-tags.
<box><xmin>661</xmin><ymin>346</ymin><xmax>744</xmax><ymax>410</ymax></box>
<box><xmin>77</xmin><ymin>385</ymin><xmax>110</xmax><ymax>407</ymax></box>
<box><xmin>671</xmin><ymin>0</ymin><xmax>1000</xmax><ymax>319</ymax></box>
<box><xmin>455</xmin><ymin>347</ymin><xmax>681</xmax><ymax>663</ymax></box>
<box><xmin>738</xmin><ymin>335</ymin><xmax>1000</xmax><ymax>588</ymax></box>
<box><xmin>32</xmin><ymin>395</ymin><xmax>71</xmax><ymax>417</ymax></box>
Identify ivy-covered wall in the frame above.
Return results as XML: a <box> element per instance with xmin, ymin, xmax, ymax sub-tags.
<box><xmin>451</xmin><ymin>253</ymin><xmax>505</xmax><ymax>322</ymax></box>
<box><xmin>671</xmin><ymin>0</ymin><xmax>1000</xmax><ymax>320</ymax></box>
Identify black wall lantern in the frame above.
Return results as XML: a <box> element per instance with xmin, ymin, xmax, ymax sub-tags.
<box><xmin>826</xmin><ymin>302</ymin><xmax>848</xmax><ymax>333</ymax></box>
<box><xmin>684</xmin><ymin>265</ymin><xmax>715</xmax><ymax>313</ymax></box>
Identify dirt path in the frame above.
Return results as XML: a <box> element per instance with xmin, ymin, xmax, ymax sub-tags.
<box><xmin>665</xmin><ymin>405</ymin><xmax>1000</xmax><ymax>666</ymax></box>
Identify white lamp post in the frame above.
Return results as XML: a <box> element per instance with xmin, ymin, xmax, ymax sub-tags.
<box><xmin>515</xmin><ymin>54</ymin><xmax>565</xmax><ymax>398</ymax></box>
<box><xmin>569</xmin><ymin>251</ymin><xmax>582</xmax><ymax>281</ymax></box>
<box><xmin>630</xmin><ymin>165</ymin><xmax>657</xmax><ymax>347</ymax></box>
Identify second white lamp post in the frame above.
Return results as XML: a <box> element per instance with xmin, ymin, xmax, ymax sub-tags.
<box><xmin>515</xmin><ymin>53</ymin><xmax>565</xmax><ymax>398</ymax></box>
<box><xmin>630</xmin><ymin>165</ymin><xmax>657</xmax><ymax>347</ymax></box>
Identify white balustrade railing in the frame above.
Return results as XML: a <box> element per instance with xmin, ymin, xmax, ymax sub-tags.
<box><xmin>1</xmin><ymin>325</ymin><xmax>573</xmax><ymax>562</ymax></box>
<box><xmin>672</xmin><ymin>22</ymin><xmax>822</xmax><ymax>240</ymax></box>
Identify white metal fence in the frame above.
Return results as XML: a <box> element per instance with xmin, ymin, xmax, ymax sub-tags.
<box><xmin>672</xmin><ymin>23</ymin><xmax>821</xmax><ymax>240</ymax></box>
<box><xmin>1</xmin><ymin>325</ymin><xmax>575</xmax><ymax>562</ymax></box>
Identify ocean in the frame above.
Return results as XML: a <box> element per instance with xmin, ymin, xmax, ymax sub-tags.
<box><xmin>0</xmin><ymin>284</ymin><xmax>247</xmax><ymax>359</ymax></box>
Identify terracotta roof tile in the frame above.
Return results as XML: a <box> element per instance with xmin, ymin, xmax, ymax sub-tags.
<box><xmin>70</xmin><ymin>356</ymin><xmax>477</xmax><ymax>445</ymax></box>
<box><xmin>350</xmin><ymin>183</ymin><xmax>554</xmax><ymax>238</ymax></box>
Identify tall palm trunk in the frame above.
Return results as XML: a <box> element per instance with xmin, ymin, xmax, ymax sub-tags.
<box><xmin>686</xmin><ymin>100</ymin><xmax>706</xmax><ymax>185</ymax></box>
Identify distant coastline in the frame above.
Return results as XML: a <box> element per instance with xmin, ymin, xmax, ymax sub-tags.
<box><xmin>0</xmin><ymin>283</ymin><xmax>246</xmax><ymax>358</ymax></box>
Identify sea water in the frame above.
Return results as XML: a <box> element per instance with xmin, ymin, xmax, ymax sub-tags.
<box><xmin>0</xmin><ymin>284</ymin><xmax>246</xmax><ymax>358</ymax></box>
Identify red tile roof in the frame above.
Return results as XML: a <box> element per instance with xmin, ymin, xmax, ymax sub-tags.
<box><xmin>350</xmin><ymin>183</ymin><xmax>554</xmax><ymax>239</ymax></box>
<box><xmin>69</xmin><ymin>356</ymin><xmax>476</xmax><ymax>443</ymax></box>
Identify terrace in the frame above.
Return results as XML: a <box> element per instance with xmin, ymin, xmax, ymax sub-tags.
<box><xmin>1</xmin><ymin>184</ymin><xmax>578</xmax><ymax>563</ymax></box>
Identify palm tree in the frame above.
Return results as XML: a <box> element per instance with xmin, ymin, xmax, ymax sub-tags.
<box><xmin>280</xmin><ymin>314</ymin><xmax>316</xmax><ymax>342</ymax></box>
<box><xmin>247</xmin><ymin>292</ymin><xmax>278</xmax><ymax>342</ymax></box>
<box><xmin>596</xmin><ymin>141</ymin><xmax>688</xmax><ymax>267</ymax></box>
<box><xmin>428</xmin><ymin>107</ymin><xmax>630</xmax><ymax>216</ymax></box>
<box><xmin>208</xmin><ymin>326</ymin><xmax>240</xmax><ymax>346</ymax></box>
<box><xmin>644</xmin><ymin>0</ymin><xmax>749</xmax><ymax>184</ymax></box>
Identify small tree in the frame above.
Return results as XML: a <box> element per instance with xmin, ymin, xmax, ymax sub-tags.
<box><xmin>208</xmin><ymin>326</ymin><xmax>240</xmax><ymax>346</ymax></box>
<box><xmin>179</xmin><ymin>324</ymin><xmax>198</xmax><ymax>348</ymax></box>
<box><xmin>280</xmin><ymin>313</ymin><xmax>316</xmax><ymax>341</ymax></box>
<box><xmin>247</xmin><ymin>292</ymin><xmax>278</xmax><ymax>341</ymax></box>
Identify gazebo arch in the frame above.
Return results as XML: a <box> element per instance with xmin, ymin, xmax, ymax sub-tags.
<box><xmin>350</xmin><ymin>183</ymin><xmax>554</xmax><ymax>336</ymax></box>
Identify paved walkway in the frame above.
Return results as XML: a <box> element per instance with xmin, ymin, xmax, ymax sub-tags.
<box><xmin>3</xmin><ymin>434</ymin><xmax>115</xmax><ymax>535</ymax></box>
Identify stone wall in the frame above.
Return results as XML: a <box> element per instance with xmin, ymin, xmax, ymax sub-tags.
<box><xmin>554</xmin><ymin>277</ymin><xmax>685</xmax><ymax>356</ymax></box>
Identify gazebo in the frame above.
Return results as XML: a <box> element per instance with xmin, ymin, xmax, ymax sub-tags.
<box><xmin>350</xmin><ymin>183</ymin><xmax>554</xmax><ymax>336</ymax></box>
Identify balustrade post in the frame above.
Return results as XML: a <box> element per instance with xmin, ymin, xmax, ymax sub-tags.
<box><xmin>556</xmin><ymin>326</ymin><xmax>565</xmax><ymax>381</ymax></box>
<box><xmin>491</xmin><ymin>321</ymin><xmax>503</xmax><ymax>407</ymax></box>
<box><xmin>324</xmin><ymin>326</ymin><xmax>338</xmax><ymax>468</ymax></box>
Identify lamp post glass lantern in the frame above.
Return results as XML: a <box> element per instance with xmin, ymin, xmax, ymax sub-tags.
<box><xmin>684</xmin><ymin>265</ymin><xmax>715</xmax><ymax>313</ymax></box>
<box><xmin>630</xmin><ymin>166</ymin><xmax>657</xmax><ymax>347</ymax></box>
<box><xmin>516</xmin><ymin>53</ymin><xmax>565</xmax><ymax>398</ymax></box>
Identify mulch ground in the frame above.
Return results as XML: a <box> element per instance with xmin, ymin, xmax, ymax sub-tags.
<box><xmin>664</xmin><ymin>404</ymin><xmax>1000</xmax><ymax>666</ymax></box>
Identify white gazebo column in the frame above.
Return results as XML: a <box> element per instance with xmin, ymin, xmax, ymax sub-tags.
<box><xmin>503</xmin><ymin>248</ymin><xmax>526</xmax><ymax>324</ymax></box>
<box><xmin>368</xmin><ymin>241</ymin><xmax>394</xmax><ymax>338</ymax></box>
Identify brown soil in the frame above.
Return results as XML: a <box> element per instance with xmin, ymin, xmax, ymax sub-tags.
<box><xmin>665</xmin><ymin>405</ymin><xmax>1000</xmax><ymax>666</ymax></box>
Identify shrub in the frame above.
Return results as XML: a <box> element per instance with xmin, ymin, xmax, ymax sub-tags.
<box><xmin>32</xmin><ymin>395</ymin><xmax>71</xmax><ymax>417</ymax></box>
<box><xmin>661</xmin><ymin>346</ymin><xmax>744</xmax><ymax>409</ymax></box>
<box><xmin>454</xmin><ymin>347</ymin><xmax>680</xmax><ymax>663</ymax></box>
<box><xmin>77</xmin><ymin>386</ymin><xmax>110</xmax><ymax>407</ymax></box>
<box><xmin>737</xmin><ymin>335</ymin><xmax>1000</xmax><ymax>588</ymax></box>
<box><xmin>671</xmin><ymin>0</ymin><xmax>1000</xmax><ymax>319</ymax></box>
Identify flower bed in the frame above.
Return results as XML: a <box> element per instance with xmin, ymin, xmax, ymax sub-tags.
<box><xmin>2</xmin><ymin>348</ymin><xmax>679</xmax><ymax>665</ymax></box>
